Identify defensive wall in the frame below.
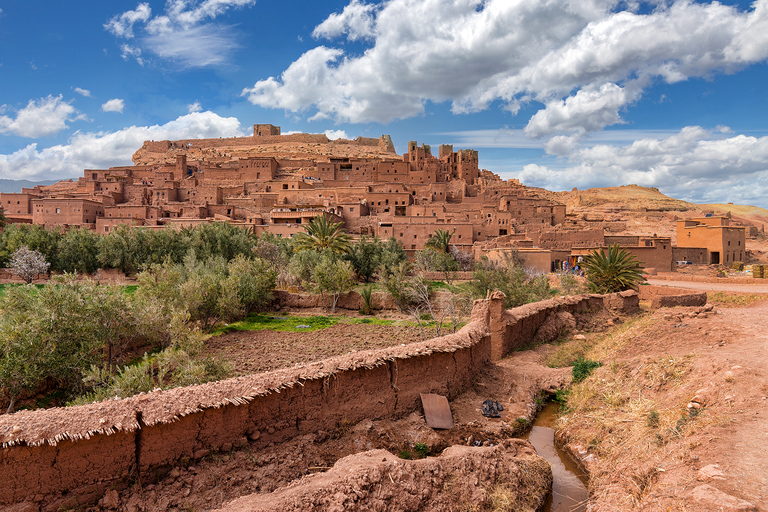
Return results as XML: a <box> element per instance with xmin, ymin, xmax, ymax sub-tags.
<box><xmin>0</xmin><ymin>292</ymin><xmax>638</xmax><ymax>510</ymax></box>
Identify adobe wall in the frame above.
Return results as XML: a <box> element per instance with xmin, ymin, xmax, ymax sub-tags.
<box><xmin>637</xmin><ymin>284</ymin><xmax>707</xmax><ymax>308</ymax></box>
<box><xmin>0</xmin><ymin>292</ymin><xmax>638</xmax><ymax>510</ymax></box>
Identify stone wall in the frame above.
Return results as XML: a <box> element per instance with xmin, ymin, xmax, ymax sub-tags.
<box><xmin>0</xmin><ymin>292</ymin><xmax>638</xmax><ymax>510</ymax></box>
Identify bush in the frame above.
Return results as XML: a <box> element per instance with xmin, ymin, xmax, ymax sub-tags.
<box><xmin>582</xmin><ymin>245</ymin><xmax>644</xmax><ymax>294</ymax></box>
<box><xmin>468</xmin><ymin>257</ymin><xmax>555</xmax><ymax>308</ymax></box>
<box><xmin>572</xmin><ymin>358</ymin><xmax>602</xmax><ymax>382</ymax></box>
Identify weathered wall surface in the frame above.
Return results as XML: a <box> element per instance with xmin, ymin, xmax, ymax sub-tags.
<box><xmin>0</xmin><ymin>292</ymin><xmax>638</xmax><ymax>510</ymax></box>
<box><xmin>638</xmin><ymin>285</ymin><xmax>708</xmax><ymax>308</ymax></box>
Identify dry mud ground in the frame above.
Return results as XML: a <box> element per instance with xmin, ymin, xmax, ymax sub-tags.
<box><xmin>80</xmin><ymin>298</ymin><xmax>768</xmax><ymax>512</ymax></box>
<box><xmin>557</xmin><ymin>298</ymin><xmax>768</xmax><ymax>511</ymax></box>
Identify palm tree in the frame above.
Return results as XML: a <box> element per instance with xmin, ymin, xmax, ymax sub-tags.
<box><xmin>292</xmin><ymin>214</ymin><xmax>352</xmax><ymax>254</ymax></box>
<box><xmin>425</xmin><ymin>229</ymin><xmax>453</xmax><ymax>253</ymax></box>
<box><xmin>582</xmin><ymin>245</ymin><xmax>645</xmax><ymax>293</ymax></box>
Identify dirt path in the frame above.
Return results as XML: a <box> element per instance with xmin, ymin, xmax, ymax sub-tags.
<box><xmin>647</xmin><ymin>278</ymin><xmax>768</xmax><ymax>294</ymax></box>
<box><xmin>558</xmin><ymin>300</ymin><xmax>768</xmax><ymax>510</ymax></box>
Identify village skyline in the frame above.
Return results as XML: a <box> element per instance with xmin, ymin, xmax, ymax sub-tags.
<box><xmin>2</xmin><ymin>0</ymin><xmax>768</xmax><ymax>206</ymax></box>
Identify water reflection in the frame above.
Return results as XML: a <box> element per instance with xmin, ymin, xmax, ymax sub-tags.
<box><xmin>523</xmin><ymin>404</ymin><xmax>588</xmax><ymax>512</ymax></box>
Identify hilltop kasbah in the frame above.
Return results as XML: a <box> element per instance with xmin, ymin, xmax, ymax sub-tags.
<box><xmin>0</xmin><ymin>124</ymin><xmax>745</xmax><ymax>272</ymax></box>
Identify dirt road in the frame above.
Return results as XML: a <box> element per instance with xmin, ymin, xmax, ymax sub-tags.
<box><xmin>647</xmin><ymin>278</ymin><xmax>768</xmax><ymax>294</ymax></box>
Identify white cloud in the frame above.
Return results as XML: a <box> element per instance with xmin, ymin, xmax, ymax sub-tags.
<box><xmin>0</xmin><ymin>95</ymin><xmax>82</xmax><ymax>138</ymax></box>
<box><xmin>312</xmin><ymin>0</ymin><xmax>377</xmax><ymax>41</ymax></box>
<box><xmin>244</xmin><ymin>0</ymin><xmax>768</xmax><ymax>133</ymax></box>
<box><xmin>517</xmin><ymin>126</ymin><xmax>768</xmax><ymax>205</ymax></box>
<box><xmin>105</xmin><ymin>1</ymin><xmax>255</xmax><ymax>67</ymax></box>
<box><xmin>0</xmin><ymin>111</ymin><xmax>247</xmax><ymax>181</ymax></box>
<box><xmin>74</xmin><ymin>87</ymin><xmax>92</xmax><ymax>98</ymax></box>
<box><xmin>104</xmin><ymin>3</ymin><xmax>152</xmax><ymax>38</ymax></box>
<box><xmin>120</xmin><ymin>44</ymin><xmax>144</xmax><ymax>66</ymax></box>
<box><xmin>324</xmin><ymin>129</ymin><xmax>349</xmax><ymax>140</ymax></box>
<box><xmin>101</xmin><ymin>98</ymin><xmax>125</xmax><ymax>113</ymax></box>
<box><xmin>187</xmin><ymin>101</ymin><xmax>203</xmax><ymax>113</ymax></box>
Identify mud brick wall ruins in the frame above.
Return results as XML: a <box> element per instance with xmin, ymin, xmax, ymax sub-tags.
<box><xmin>0</xmin><ymin>292</ymin><xmax>639</xmax><ymax>510</ymax></box>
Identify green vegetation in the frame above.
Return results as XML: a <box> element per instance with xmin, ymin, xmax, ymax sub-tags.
<box><xmin>571</xmin><ymin>358</ymin><xmax>602</xmax><ymax>382</ymax></box>
<box><xmin>291</xmin><ymin>214</ymin><xmax>352</xmax><ymax>254</ymax></box>
<box><xmin>582</xmin><ymin>245</ymin><xmax>644</xmax><ymax>293</ymax></box>
<box><xmin>425</xmin><ymin>229</ymin><xmax>453</xmax><ymax>253</ymax></box>
<box><xmin>213</xmin><ymin>314</ymin><xmax>338</xmax><ymax>334</ymax></box>
<box><xmin>0</xmin><ymin>223</ymin><xmax>259</xmax><ymax>274</ymax></box>
<box><xmin>468</xmin><ymin>256</ymin><xmax>555</xmax><ymax>308</ymax></box>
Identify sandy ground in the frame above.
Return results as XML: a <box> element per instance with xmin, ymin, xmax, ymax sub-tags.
<box><xmin>648</xmin><ymin>278</ymin><xmax>768</xmax><ymax>294</ymax></box>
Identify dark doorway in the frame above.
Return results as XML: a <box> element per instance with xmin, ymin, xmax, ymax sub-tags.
<box><xmin>710</xmin><ymin>252</ymin><xmax>720</xmax><ymax>264</ymax></box>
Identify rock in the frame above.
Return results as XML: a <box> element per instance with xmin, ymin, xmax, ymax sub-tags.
<box><xmin>688</xmin><ymin>484</ymin><xmax>757</xmax><ymax>511</ymax></box>
<box><xmin>124</xmin><ymin>494</ymin><xmax>143</xmax><ymax>512</ymax></box>
<box><xmin>100</xmin><ymin>489</ymin><xmax>120</xmax><ymax>510</ymax></box>
<box><xmin>221</xmin><ymin>442</ymin><xmax>233</xmax><ymax>452</ymax></box>
<box><xmin>248</xmin><ymin>430</ymin><xmax>261</xmax><ymax>441</ymax></box>
<box><xmin>697</xmin><ymin>464</ymin><xmax>726</xmax><ymax>481</ymax></box>
<box><xmin>573</xmin><ymin>334</ymin><xmax>586</xmax><ymax>340</ymax></box>
<box><xmin>0</xmin><ymin>503</ymin><xmax>39</xmax><ymax>512</ymax></box>
<box><xmin>168</xmin><ymin>468</ymin><xmax>180</xmax><ymax>479</ymax></box>
<box><xmin>193</xmin><ymin>449</ymin><xmax>210</xmax><ymax>459</ymax></box>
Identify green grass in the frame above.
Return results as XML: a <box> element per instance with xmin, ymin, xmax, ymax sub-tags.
<box><xmin>345</xmin><ymin>317</ymin><xmax>395</xmax><ymax>326</ymax></box>
<box><xmin>0</xmin><ymin>283</ymin><xmax>45</xmax><ymax>295</ymax></box>
<box><xmin>122</xmin><ymin>284</ymin><xmax>139</xmax><ymax>295</ymax></box>
<box><xmin>212</xmin><ymin>313</ymin><xmax>339</xmax><ymax>335</ymax></box>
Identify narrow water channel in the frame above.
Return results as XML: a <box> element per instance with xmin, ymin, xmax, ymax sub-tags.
<box><xmin>523</xmin><ymin>403</ymin><xmax>589</xmax><ymax>512</ymax></box>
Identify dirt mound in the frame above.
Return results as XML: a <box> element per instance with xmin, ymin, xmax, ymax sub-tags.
<box><xmin>215</xmin><ymin>440</ymin><xmax>551</xmax><ymax>512</ymax></box>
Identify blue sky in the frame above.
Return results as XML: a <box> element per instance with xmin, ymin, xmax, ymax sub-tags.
<box><xmin>2</xmin><ymin>0</ymin><xmax>768</xmax><ymax>206</ymax></box>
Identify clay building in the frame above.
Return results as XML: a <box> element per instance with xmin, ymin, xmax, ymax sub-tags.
<box><xmin>18</xmin><ymin>125</ymin><xmax>579</xmax><ymax>257</ymax></box>
<box><xmin>676</xmin><ymin>217</ymin><xmax>746</xmax><ymax>265</ymax></box>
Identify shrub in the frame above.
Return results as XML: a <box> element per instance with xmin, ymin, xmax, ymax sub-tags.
<box><xmin>572</xmin><ymin>358</ymin><xmax>602</xmax><ymax>382</ymax></box>
<box><xmin>582</xmin><ymin>245</ymin><xmax>644</xmax><ymax>293</ymax></box>
<box><xmin>468</xmin><ymin>257</ymin><xmax>555</xmax><ymax>308</ymax></box>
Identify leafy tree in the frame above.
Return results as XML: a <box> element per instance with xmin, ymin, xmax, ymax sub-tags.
<box><xmin>56</xmin><ymin>227</ymin><xmax>100</xmax><ymax>273</ymax></box>
<box><xmin>0</xmin><ymin>277</ymin><xmax>112</xmax><ymax>412</ymax></box>
<box><xmin>379</xmin><ymin>261</ymin><xmax>417</xmax><ymax>312</ymax></box>
<box><xmin>225</xmin><ymin>254</ymin><xmax>278</xmax><ymax>314</ymax></box>
<box><xmin>287</xmin><ymin>249</ymin><xmax>323</xmax><ymax>286</ymax></box>
<box><xmin>0</xmin><ymin>224</ymin><xmax>61</xmax><ymax>267</ymax></box>
<box><xmin>9</xmin><ymin>245</ymin><xmax>50</xmax><ymax>283</ymax></box>
<box><xmin>0</xmin><ymin>207</ymin><xmax>5</xmax><ymax>228</ymax></box>
<box><xmin>292</xmin><ymin>214</ymin><xmax>352</xmax><ymax>254</ymax></box>
<box><xmin>378</xmin><ymin>237</ymin><xmax>407</xmax><ymax>275</ymax></box>
<box><xmin>425</xmin><ymin>229</ymin><xmax>453</xmax><ymax>253</ymax></box>
<box><xmin>96</xmin><ymin>224</ymin><xmax>134</xmax><ymax>272</ymax></box>
<box><xmin>468</xmin><ymin>257</ymin><xmax>555</xmax><ymax>308</ymax></box>
<box><xmin>185</xmin><ymin>222</ymin><xmax>257</xmax><ymax>262</ymax></box>
<box><xmin>416</xmin><ymin>248</ymin><xmax>460</xmax><ymax>283</ymax></box>
<box><xmin>582</xmin><ymin>245</ymin><xmax>644</xmax><ymax>293</ymax></box>
<box><xmin>312</xmin><ymin>255</ymin><xmax>355</xmax><ymax>313</ymax></box>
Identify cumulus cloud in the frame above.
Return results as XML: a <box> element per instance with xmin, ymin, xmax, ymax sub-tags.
<box><xmin>244</xmin><ymin>0</ymin><xmax>768</xmax><ymax>132</ymax></box>
<box><xmin>324</xmin><ymin>129</ymin><xmax>349</xmax><ymax>140</ymax></box>
<box><xmin>518</xmin><ymin>126</ymin><xmax>768</xmax><ymax>205</ymax></box>
<box><xmin>105</xmin><ymin>0</ymin><xmax>255</xmax><ymax>67</ymax></box>
<box><xmin>101</xmin><ymin>98</ymin><xmax>125</xmax><ymax>113</ymax></box>
<box><xmin>74</xmin><ymin>87</ymin><xmax>92</xmax><ymax>97</ymax></box>
<box><xmin>312</xmin><ymin>0</ymin><xmax>378</xmax><ymax>41</ymax></box>
<box><xmin>187</xmin><ymin>101</ymin><xmax>203</xmax><ymax>113</ymax></box>
<box><xmin>0</xmin><ymin>95</ymin><xmax>83</xmax><ymax>138</ymax></box>
<box><xmin>0</xmin><ymin>111</ymin><xmax>246</xmax><ymax>181</ymax></box>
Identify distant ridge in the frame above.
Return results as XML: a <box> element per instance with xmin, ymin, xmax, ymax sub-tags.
<box><xmin>0</xmin><ymin>179</ymin><xmax>59</xmax><ymax>193</ymax></box>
